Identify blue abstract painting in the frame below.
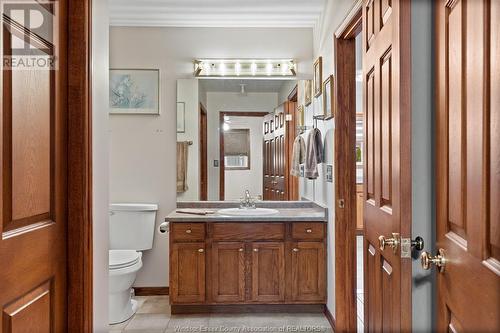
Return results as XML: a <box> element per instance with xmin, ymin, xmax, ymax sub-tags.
<box><xmin>109</xmin><ymin>69</ymin><xmax>159</xmax><ymax>114</ymax></box>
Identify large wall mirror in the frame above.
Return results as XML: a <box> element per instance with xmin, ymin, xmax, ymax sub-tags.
<box><xmin>176</xmin><ymin>78</ymin><xmax>298</xmax><ymax>201</ymax></box>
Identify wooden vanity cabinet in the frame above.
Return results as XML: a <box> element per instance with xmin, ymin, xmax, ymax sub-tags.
<box><xmin>251</xmin><ymin>242</ymin><xmax>285</xmax><ymax>302</ymax></box>
<box><xmin>170</xmin><ymin>242</ymin><xmax>206</xmax><ymax>303</ymax></box>
<box><xmin>211</xmin><ymin>242</ymin><xmax>246</xmax><ymax>303</ymax></box>
<box><xmin>169</xmin><ymin>221</ymin><xmax>326</xmax><ymax>307</ymax></box>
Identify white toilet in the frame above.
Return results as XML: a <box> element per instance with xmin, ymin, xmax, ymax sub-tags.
<box><xmin>108</xmin><ymin>203</ymin><xmax>158</xmax><ymax>324</ymax></box>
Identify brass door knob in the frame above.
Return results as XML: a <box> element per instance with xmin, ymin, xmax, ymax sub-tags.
<box><xmin>292</xmin><ymin>248</ymin><xmax>300</xmax><ymax>252</ymax></box>
<box><xmin>185</xmin><ymin>229</ymin><xmax>192</xmax><ymax>234</ymax></box>
<box><xmin>378</xmin><ymin>233</ymin><xmax>400</xmax><ymax>253</ymax></box>
<box><xmin>421</xmin><ymin>248</ymin><xmax>446</xmax><ymax>272</ymax></box>
<box><xmin>239</xmin><ymin>248</ymin><xmax>244</xmax><ymax>252</ymax></box>
<box><xmin>198</xmin><ymin>248</ymin><xmax>204</xmax><ymax>253</ymax></box>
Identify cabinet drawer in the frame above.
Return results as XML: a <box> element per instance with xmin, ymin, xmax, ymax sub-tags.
<box><xmin>292</xmin><ymin>223</ymin><xmax>325</xmax><ymax>240</ymax></box>
<box><xmin>213</xmin><ymin>223</ymin><xmax>285</xmax><ymax>241</ymax></box>
<box><xmin>171</xmin><ymin>223</ymin><xmax>206</xmax><ymax>242</ymax></box>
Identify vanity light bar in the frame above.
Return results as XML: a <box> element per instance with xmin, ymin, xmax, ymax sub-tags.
<box><xmin>194</xmin><ymin>59</ymin><xmax>296</xmax><ymax>77</ymax></box>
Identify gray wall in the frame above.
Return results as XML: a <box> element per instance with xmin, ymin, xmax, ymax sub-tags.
<box><xmin>411</xmin><ymin>0</ymin><xmax>435</xmax><ymax>331</ymax></box>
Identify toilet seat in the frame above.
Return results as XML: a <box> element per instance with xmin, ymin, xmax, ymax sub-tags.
<box><xmin>109</xmin><ymin>250</ymin><xmax>141</xmax><ymax>270</ymax></box>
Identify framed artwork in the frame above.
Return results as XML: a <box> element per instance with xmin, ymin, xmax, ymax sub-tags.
<box><xmin>313</xmin><ymin>57</ymin><xmax>323</xmax><ymax>97</ymax></box>
<box><xmin>109</xmin><ymin>69</ymin><xmax>160</xmax><ymax>114</ymax></box>
<box><xmin>297</xmin><ymin>104</ymin><xmax>305</xmax><ymax>127</ymax></box>
<box><xmin>176</xmin><ymin>102</ymin><xmax>185</xmax><ymax>133</ymax></box>
<box><xmin>323</xmin><ymin>75</ymin><xmax>335</xmax><ymax>119</ymax></box>
<box><xmin>304</xmin><ymin>80</ymin><xmax>312</xmax><ymax>106</ymax></box>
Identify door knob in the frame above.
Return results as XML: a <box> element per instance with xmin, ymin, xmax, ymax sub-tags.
<box><xmin>420</xmin><ymin>248</ymin><xmax>446</xmax><ymax>272</ymax></box>
<box><xmin>411</xmin><ymin>236</ymin><xmax>424</xmax><ymax>251</ymax></box>
<box><xmin>378</xmin><ymin>233</ymin><xmax>400</xmax><ymax>253</ymax></box>
<box><xmin>198</xmin><ymin>248</ymin><xmax>204</xmax><ymax>253</ymax></box>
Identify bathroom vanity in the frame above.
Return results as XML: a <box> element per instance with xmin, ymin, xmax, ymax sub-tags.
<box><xmin>165</xmin><ymin>201</ymin><xmax>327</xmax><ymax>313</ymax></box>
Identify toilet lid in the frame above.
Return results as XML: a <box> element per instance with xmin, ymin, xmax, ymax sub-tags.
<box><xmin>109</xmin><ymin>250</ymin><xmax>141</xmax><ymax>270</ymax></box>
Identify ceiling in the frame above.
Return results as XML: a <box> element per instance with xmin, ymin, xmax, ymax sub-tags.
<box><xmin>109</xmin><ymin>0</ymin><xmax>325</xmax><ymax>28</ymax></box>
<box><xmin>200</xmin><ymin>79</ymin><xmax>294</xmax><ymax>93</ymax></box>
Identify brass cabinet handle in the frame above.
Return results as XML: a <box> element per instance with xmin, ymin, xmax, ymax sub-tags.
<box><xmin>292</xmin><ymin>248</ymin><xmax>300</xmax><ymax>252</ymax></box>
<box><xmin>239</xmin><ymin>248</ymin><xmax>244</xmax><ymax>252</ymax></box>
<box><xmin>421</xmin><ymin>248</ymin><xmax>446</xmax><ymax>272</ymax></box>
<box><xmin>253</xmin><ymin>248</ymin><xmax>259</xmax><ymax>252</ymax></box>
<box><xmin>306</xmin><ymin>229</ymin><xmax>312</xmax><ymax>233</ymax></box>
<box><xmin>198</xmin><ymin>248</ymin><xmax>204</xmax><ymax>253</ymax></box>
<box><xmin>186</xmin><ymin>229</ymin><xmax>192</xmax><ymax>234</ymax></box>
<box><xmin>378</xmin><ymin>233</ymin><xmax>400</xmax><ymax>253</ymax></box>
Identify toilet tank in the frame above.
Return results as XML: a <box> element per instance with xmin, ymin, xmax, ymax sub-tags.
<box><xmin>109</xmin><ymin>203</ymin><xmax>158</xmax><ymax>251</ymax></box>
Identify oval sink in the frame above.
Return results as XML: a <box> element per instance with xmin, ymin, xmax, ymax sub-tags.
<box><xmin>217</xmin><ymin>207</ymin><xmax>279</xmax><ymax>216</ymax></box>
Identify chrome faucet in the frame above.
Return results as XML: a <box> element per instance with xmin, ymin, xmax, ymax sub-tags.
<box><xmin>240</xmin><ymin>190</ymin><xmax>256</xmax><ymax>209</ymax></box>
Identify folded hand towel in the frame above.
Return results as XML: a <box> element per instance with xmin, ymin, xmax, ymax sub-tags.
<box><xmin>290</xmin><ymin>135</ymin><xmax>306</xmax><ymax>177</ymax></box>
<box><xmin>177</xmin><ymin>141</ymin><xmax>189</xmax><ymax>193</ymax></box>
<box><xmin>304</xmin><ymin>128</ymin><xmax>324</xmax><ymax>179</ymax></box>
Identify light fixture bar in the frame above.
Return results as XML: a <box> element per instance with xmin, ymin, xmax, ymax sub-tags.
<box><xmin>194</xmin><ymin>59</ymin><xmax>296</xmax><ymax>77</ymax></box>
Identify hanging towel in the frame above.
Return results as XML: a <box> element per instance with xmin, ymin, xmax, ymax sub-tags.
<box><xmin>177</xmin><ymin>141</ymin><xmax>189</xmax><ymax>193</ymax></box>
<box><xmin>304</xmin><ymin>128</ymin><xmax>324</xmax><ymax>179</ymax></box>
<box><xmin>290</xmin><ymin>135</ymin><xmax>306</xmax><ymax>177</ymax></box>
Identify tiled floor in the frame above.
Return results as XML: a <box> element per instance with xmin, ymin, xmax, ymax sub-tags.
<box><xmin>109</xmin><ymin>296</ymin><xmax>333</xmax><ymax>333</ymax></box>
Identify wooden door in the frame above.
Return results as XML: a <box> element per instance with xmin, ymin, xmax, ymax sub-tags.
<box><xmin>263</xmin><ymin>113</ymin><xmax>274</xmax><ymax>200</ymax></box>
<box><xmin>362</xmin><ymin>0</ymin><xmax>411</xmax><ymax>331</ymax></box>
<box><xmin>273</xmin><ymin>105</ymin><xmax>287</xmax><ymax>201</ymax></box>
<box><xmin>199</xmin><ymin>104</ymin><xmax>207</xmax><ymax>200</ymax></box>
<box><xmin>262</xmin><ymin>103</ymin><xmax>294</xmax><ymax>201</ymax></box>
<box><xmin>290</xmin><ymin>242</ymin><xmax>326</xmax><ymax>302</ymax></box>
<box><xmin>435</xmin><ymin>1</ymin><xmax>500</xmax><ymax>331</ymax></box>
<box><xmin>212</xmin><ymin>242</ymin><xmax>245</xmax><ymax>303</ymax></box>
<box><xmin>0</xmin><ymin>2</ymin><xmax>69</xmax><ymax>332</ymax></box>
<box><xmin>251</xmin><ymin>242</ymin><xmax>285</xmax><ymax>302</ymax></box>
<box><xmin>170</xmin><ymin>243</ymin><xmax>206</xmax><ymax>303</ymax></box>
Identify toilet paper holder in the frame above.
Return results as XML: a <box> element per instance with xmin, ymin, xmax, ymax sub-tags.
<box><xmin>159</xmin><ymin>222</ymin><xmax>169</xmax><ymax>233</ymax></box>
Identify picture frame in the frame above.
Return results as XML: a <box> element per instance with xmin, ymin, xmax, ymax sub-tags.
<box><xmin>297</xmin><ymin>104</ymin><xmax>305</xmax><ymax>127</ymax></box>
<box><xmin>109</xmin><ymin>69</ymin><xmax>160</xmax><ymax>114</ymax></box>
<box><xmin>176</xmin><ymin>102</ymin><xmax>185</xmax><ymax>133</ymax></box>
<box><xmin>313</xmin><ymin>57</ymin><xmax>323</xmax><ymax>97</ymax></box>
<box><xmin>323</xmin><ymin>75</ymin><xmax>335</xmax><ymax>119</ymax></box>
<box><xmin>304</xmin><ymin>80</ymin><xmax>313</xmax><ymax>106</ymax></box>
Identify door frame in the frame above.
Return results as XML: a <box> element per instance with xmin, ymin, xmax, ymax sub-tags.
<box><xmin>67</xmin><ymin>0</ymin><xmax>93</xmax><ymax>330</ymax></box>
<box><xmin>219</xmin><ymin>111</ymin><xmax>268</xmax><ymax>200</ymax></box>
<box><xmin>333</xmin><ymin>1</ymin><xmax>362</xmax><ymax>332</ymax></box>
<box><xmin>199</xmin><ymin>103</ymin><xmax>208</xmax><ymax>200</ymax></box>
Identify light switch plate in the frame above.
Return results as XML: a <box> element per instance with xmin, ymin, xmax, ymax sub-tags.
<box><xmin>300</xmin><ymin>165</ymin><xmax>305</xmax><ymax>177</ymax></box>
<box><xmin>326</xmin><ymin>164</ymin><xmax>333</xmax><ymax>182</ymax></box>
<box><xmin>214</xmin><ymin>160</ymin><xmax>219</xmax><ymax>167</ymax></box>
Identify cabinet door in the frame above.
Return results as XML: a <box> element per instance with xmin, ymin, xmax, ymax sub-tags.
<box><xmin>170</xmin><ymin>242</ymin><xmax>206</xmax><ymax>303</ymax></box>
<box><xmin>291</xmin><ymin>242</ymin><xmax>326</xmax><ymax>302</ymax></box>
<box><xmin>251</xmin><ymin>242</ymin><xmax>285</xmax><ymax>302</ymax></box>
<box><xmin>212</xmin><ymin>242</ymin><xmax>245</xmax><ymax>303</ymax></box>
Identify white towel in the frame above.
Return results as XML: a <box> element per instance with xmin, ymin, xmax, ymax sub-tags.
<box><xmin>290</xmin><ymin>136</ymin><xmax>306</xmax><ymax>177</ymax></box>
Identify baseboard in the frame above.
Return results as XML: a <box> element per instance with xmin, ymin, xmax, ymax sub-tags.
<box><xmin>323</xmin><ymin>306</ymin><xmax>336</xmax><ymax>331</ymax></box>
<box><xmin>171</xmin><ymin>304</ymin><xmax>325</xmax><ymax>315</ymax></box>
<box><xmin>133</xmin><ymin>286</ymin><xmax>169</xmax><ymax>296</ymax></box>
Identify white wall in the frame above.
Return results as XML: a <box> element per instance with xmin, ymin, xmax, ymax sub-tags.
<box><xmin>301</xmin><ymin>0</ymin><xmax>357</xmax><ymax>316</ymax></box>
<box><xmin>206</xmin><ymin>92</ymin><xmax>278</xmax><ymax>200</ymax></box>
<box><xmin>92</xmin><ymin>0</ymin><xmax>109</xmax><ymax>331</ymax></box>
<box><xmin>110</xmin><ymin>27</ymin><xmax>313</xmax><ymax>287</ymax></box>
<box><xmin>176</xmin><ymin>79</ymin><xmax>200</xmax><ymax>201</ymax></box>
<box><xmin>224</xmin><ymin>116</ymin><xmax>264</xmax><ymax>200</ymax></box>
<box><xmin>278</xmin><ymin>80</ymin><xmax>298</xmax><ymax>104</ymax></box>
